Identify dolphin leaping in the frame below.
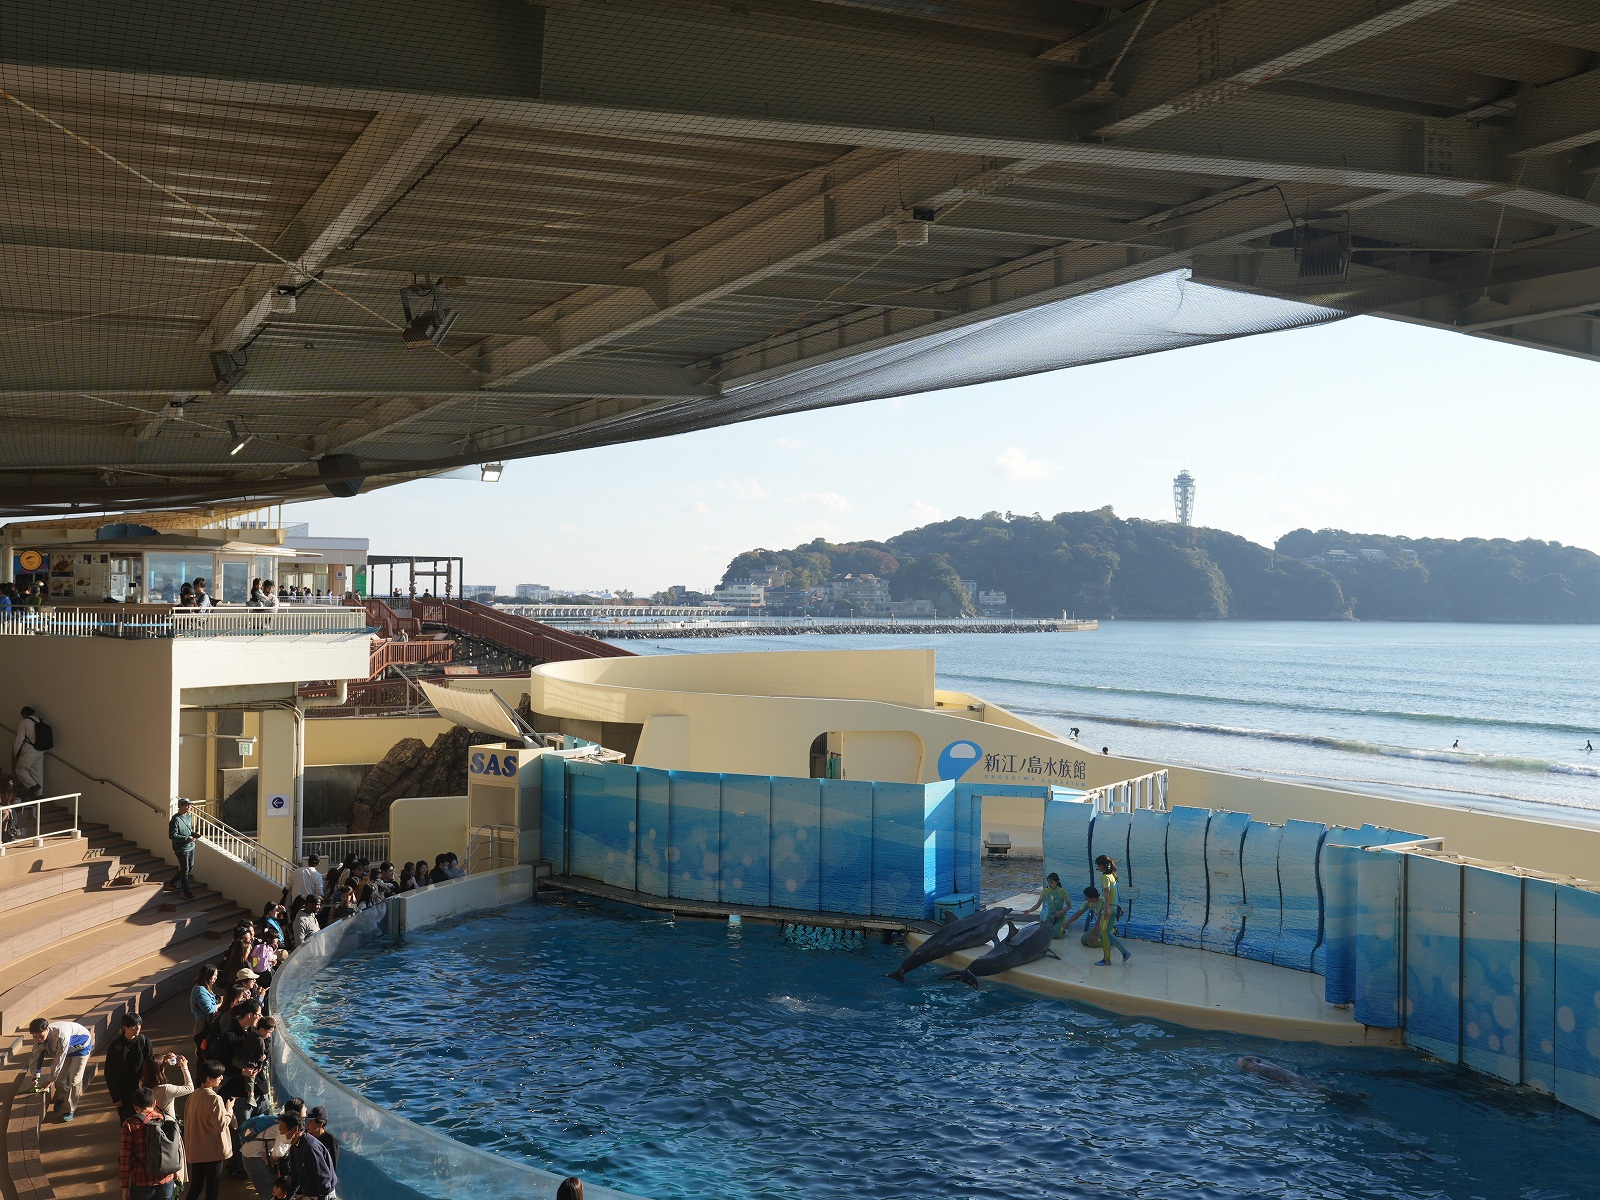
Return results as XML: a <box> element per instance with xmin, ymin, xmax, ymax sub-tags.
<box><xmin>889</xmin><ymin>907</ymin><xmax>1016</xmax><ymax>982</ymax></box>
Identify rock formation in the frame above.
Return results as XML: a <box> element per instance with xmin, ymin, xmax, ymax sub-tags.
<box><xmin>349</xmin><ymin>725</ymin><xmax>478</xmax><ymax>833</ymax></box>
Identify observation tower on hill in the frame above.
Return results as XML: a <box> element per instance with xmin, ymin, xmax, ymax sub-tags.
<box><xmin>1173</xmin><ymin>471</ymin><xmax>1196</xmax><ymax>527</ymax></box>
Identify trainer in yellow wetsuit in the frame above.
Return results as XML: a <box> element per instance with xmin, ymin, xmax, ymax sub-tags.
<box><xmin>1093</xmin><ymin>854</ymin><xmax>1131</xmax><ymax>965</ymax></box>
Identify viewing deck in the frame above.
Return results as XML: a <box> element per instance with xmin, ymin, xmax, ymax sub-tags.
<box><xmin>0</xmin><ymin>605</ymin><xmax>369</xmax><ymax>638</ymax></box>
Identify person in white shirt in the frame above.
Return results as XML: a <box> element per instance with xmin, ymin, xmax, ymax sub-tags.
<box><xmin>27</xmin><ymin>1017</ymin><xmax>94</xmax><ymax>1121</ymax></box>
<box><xmin>193</xmin><ymin>578</ymin><xmax>215</xmax><ymax>609</ymax></box>
<box><xmin>289</xmin><ymin>855</ymin><xmax>325</xmax><ymax>903</ymax></box>
<box><xmin>12</xmin><ymin>706</ymin><xmax>45</xmax><ymax>800</ymax></box>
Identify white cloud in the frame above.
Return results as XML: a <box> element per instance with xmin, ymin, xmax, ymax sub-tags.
<box><xmin>689</xmin><ymin>500</ymin><xmax>712</xmax><ymax>515</ymax></box>
<box><xmin>775</xmin><ymin>436</ymin><xmax>803</xmax><ymax>450</ymax></box>
<box><xmin>558</xmin><ymin>523</ymin><xmax>580</xmax><ymax>536</ymax></box>
<box><xmin>908</xmin><ymin>499</ymin><xmax>941</xmax><ymax>524</ymax></box>
<box><xmin>723</xmin><ymin>478</ymin><xmax>770</xmax><ymax>502</ymax></box>
<box><xmin>994</xmin><ymin>446</ymin><xmax>1059</xmax><ymax>482</ymax></box>
<box><xmin>785</xmin><ymin>490</ymin><xmax>852</xmax><ymax>513</ymax></box>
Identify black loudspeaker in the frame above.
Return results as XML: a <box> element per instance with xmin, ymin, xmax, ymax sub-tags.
<box><xmin>318</xmin><ymin>454</ymin><xmax>364</xmax><ymax>498</ymax></box>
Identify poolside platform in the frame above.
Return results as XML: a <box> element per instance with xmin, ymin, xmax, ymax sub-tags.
<box><xmin>546</xmin><ymin>875</ymin><xmax>937</xmax><ymax>935</ymax></box>
<box><xmin>916</xmin><ymin>892</ymin><xmax>1404</xmax><ymax>1048</ymax></box>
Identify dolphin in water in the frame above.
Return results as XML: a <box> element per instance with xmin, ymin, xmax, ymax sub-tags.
<box><xmin>940</xmin><ymin>919</ymin><xmax>1058</xmax><ymax>989</ymax></box>
<box><xmin>889</xmin><ymin>906</ymin><xmax>1016</xmax><ymax>982</ymax></box>
<box><xmin>1237</xmin><ymin>1056</ymin><xmax>1370</xmax><ymax>1101</ymax></box>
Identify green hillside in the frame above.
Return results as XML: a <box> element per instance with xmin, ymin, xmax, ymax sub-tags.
<box><xmin>721</xmin><ymin>511</ymin><xmax>1600</xmax><ymax>622</ymax></box>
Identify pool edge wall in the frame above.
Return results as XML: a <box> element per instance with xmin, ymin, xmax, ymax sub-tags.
<box><xmin>271</xmin><ymin>868</ymin><xmax>650</xmax><ymax>1200</ymax></box>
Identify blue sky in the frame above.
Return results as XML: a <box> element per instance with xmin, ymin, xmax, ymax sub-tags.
<box><xmin>289</xmin><ymin>316</ymin><xmax>1600</xmax><ymax>595</ymax></box>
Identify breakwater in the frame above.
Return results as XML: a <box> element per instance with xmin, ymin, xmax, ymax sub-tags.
<box><xmin>588</xmin><ymin>619</ymin><xmax>1098</xmax><ymax>639</ymax></box>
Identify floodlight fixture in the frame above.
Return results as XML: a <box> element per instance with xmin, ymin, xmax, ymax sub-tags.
<box><xmin>227</xmin><ymin>420</ymin><xmax>255</xmax><ymax>456</ymax></box>
<box><xmin>480</xmin><ymin>461</ymin><xmax>504</xmax><ymax>483</ymax></box>
<box><xmin>209</xmin><ymin>350</ymin><xmax>248</xmax><ymax>395</ymax></box>
<box><xmin>401</xmin><ymin>280</ymin><xmax>460</xmax><ymax>350</ymax></box>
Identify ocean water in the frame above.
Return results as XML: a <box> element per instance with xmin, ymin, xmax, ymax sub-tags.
<box><xmin>616</xmin><ymin>623</ymin><xmax>1600</xmax><ymax>821</ymax></box>
<box><xmin>294</xmin><ymin>899</ymin><xmax>1600</xmax><ymax>1200</ymax></box>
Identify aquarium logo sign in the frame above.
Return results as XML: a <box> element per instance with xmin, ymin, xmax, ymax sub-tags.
<box><xmin>937</xmin><ymin>739</ymin><xmax>983</xmax><ymax>781</ymax></box>
<box><xmin>470</xmin><ymin>750</ymin><xmax>520</xmax><ymax>778</ymax></box>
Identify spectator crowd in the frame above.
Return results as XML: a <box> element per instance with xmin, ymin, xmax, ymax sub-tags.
<box><xmin>27</xmin><ymin>843</ymin><xmax>473</xmax><ymax>1200</ymax></box>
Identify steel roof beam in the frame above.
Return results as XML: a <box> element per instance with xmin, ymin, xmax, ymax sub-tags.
<box><xmin>1510</xmin><ymin>68</ymin><xmax>1600</xmax><ymax>158</ymax></box>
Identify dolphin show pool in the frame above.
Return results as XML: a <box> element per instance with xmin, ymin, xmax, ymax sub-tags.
<box><xmin>287</xmin><ymin>895</ymin><xmax>1600</xmax><ymax>1200</ymax></box>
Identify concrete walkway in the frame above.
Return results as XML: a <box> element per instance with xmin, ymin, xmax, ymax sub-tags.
<box><xmin>913</xmin><ymin>893</ymin><xmax>1403</xmax><ymax>1048</ymax></box>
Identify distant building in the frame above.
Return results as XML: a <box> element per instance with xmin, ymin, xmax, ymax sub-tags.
<box><xmin>958</xmin><ymin>579</ymin><xmax>978</xmax><ymax>600</ymax></box>
<box><xmin>1324</xmin><ymin>549</ymin><xmax>1355</xmax><ymax>562</ymax></box>
<box><xmin>1358</xmin><ymin>548</ymin><xmax>1386</xmax><ymax>561</ymax></box>
<box><xmin>978</xmin><ymin>588</ymin><xmax>1008</xmax><ymax>613</ymax></box>
<box><xmin>514</xmin><ymin>583</ymin><xmax>552</xmax><ymax>600</ymax></box>
<box><xmin>885</xmin><ymin>598</ymin><xmax>934</xmax><ymax>617</ymax></box>
<box><xmin>763</xmin><ymin>586</ymin><xmax>823</xmax><ymax>611</ymax></box>
<box><xmin>711</xmin><ymin>580</ymin><xmax>765</xmax><ymax>607</ymax></box>
<box><xmin>462</xmin><ymin>584</ymin><xmax>497</xmax><ymax>598</ymax></box>
<box><xmin>1394</xmin><ymin>548</ymin><xmax>1418</xmax><ymax>562</ymax></box>
<box><xmin>748</xmin><ymin>567</ymin><xmax>787</xmax><ymax>588</ymax></box>
<box><xmin>824</xmin><ymin>573</ymin><xmax>892</xmax><ymax>612</ymax></box>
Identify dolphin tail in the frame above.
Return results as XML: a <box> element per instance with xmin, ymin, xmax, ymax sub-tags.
<box><xmin>887</xmin><ymin>968</ymin><xmax>907</xmax><ymax>982</ymax></box>
<box><xmin>938</xmin><ymin>970</ymin><xmax>980</xmax><ymax>990</ymax></box>
<box><xmin>1046</xmin><ymin>949</ymin><xmax>1061</xmax><ymax>960</ymax></box>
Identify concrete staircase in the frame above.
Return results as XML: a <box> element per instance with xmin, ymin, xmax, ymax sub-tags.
<box><xmin>0</xmin><ymin>801</ymin><xmax>248</xmax><ymax>1055</ymax></box>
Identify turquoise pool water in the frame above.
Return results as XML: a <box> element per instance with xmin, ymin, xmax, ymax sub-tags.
<box><xmin>291</xmin><ymin>898</ymin><xmax>1600</xmax><ymax>1200</ymax></box>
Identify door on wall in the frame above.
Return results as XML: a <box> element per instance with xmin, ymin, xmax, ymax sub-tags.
<box><xmin>218</xmin><ymin>557</ymin><xmax>251</xmax><ymax>605</ymax></box>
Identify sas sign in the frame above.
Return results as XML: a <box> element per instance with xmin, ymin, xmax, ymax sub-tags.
<box><xmin>469</xmin><ymin>750</ymin><xmax>520</xmax><ymax>778</ymax></box>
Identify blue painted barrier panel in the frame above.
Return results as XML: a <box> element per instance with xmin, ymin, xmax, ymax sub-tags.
<box><xmin>1273</xmin><ymin>821</ymin><xmax>1326</xmax><ymax>972</ymax></box>
<box><xmin>1522</xmin><ymin>877</ymin><xmax>1558</xmax><ymax>1094</ymax></box>
<box><xmin>872</xmin><ymin>782</ymin><xmax>927</xmax><ymax>919</ymax></box>
<box><xmin>668</xmin><ymin>773</ymin><xmax>722</xmax><ymax>903</ymax></box>
<box><xmin>1236</xmin><ymin>821</ymin><xmax>1283</xmax><ymax>964</ymax></box>
<box><xmin>1123</xmin><ymin>809</ymin><xmax>1169</xmax><ymax>944</ymax></box>
<box><xmin>1201</xmin><ymin>811</ymin><xmax>1250</xmax><ymax>955</ymax></box>
<box><xmin>1403</xmin><ymin>854</ymin><xmax>1463</xmax><ymax>1063</ymax></box>
<box><xmin>565</xmin><ymin>761</ymin><xmax>613</xmax><ymax>885</ymax></box>
<box><xmin>769</xmin><ymin>777</ymin><xmax>822</xmax><ymax>911</ymax></box>
<box><xmin>635</xmin><ymin>768</ymin><xmax>671</xmax><ymax>898</ymax></box>
<box><xmin>955</xmin><ymin>785</ymin><xmax>980</xmax><ymax>898</ymax></box>
<box><xmin>1043</xmin><ymin>797</ymin><xmax>1095</xmax><ymax>894</ymax></box>
<box><xmin>1313</xmin><ymin>827</ymin><xmax>1366</xmax><ymax>978</ymax></box>
<box><xmin>1553</xmin><ymin>884</ymin><xmax>1600</xmax><ymax>1120</ymax></box>
<box><xmin>1353</xmin><ymin>849</ymin><xmax>1403</xmax><ymax>1028</ymax></box>
<box><xmin>540</xmin><ymin>752</ymin><xmax>569</xmax><ymax>875</ymax></box>
<box><xmin>597</xmin><ymin>762</ymin><xmax>640</xmax><ymax>891</ymax></box>
<box><xmin>820</xmin><ymin>779</ymin><xmax>874</xmax><ymax>915</ymax></box>
<box><xmin>1460</xmin><ymin>865</ymin><xmax>1523</xmax><ymax>1084</ymax></box>
<box><xmin>1162</xmin><ymin>806</ymin><xmax>1211</xmax><ymax>949</ymax></box>
<box><xmin>1091</xmin><ymin>811</ymin><xmax>1133</xmax><ymax>933</ymax></box>
<box><xmin>719</xmin><ymin>775</ymin><xmax>772</xmax><ymax>909</ymax></box>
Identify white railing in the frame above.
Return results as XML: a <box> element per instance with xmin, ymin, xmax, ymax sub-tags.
<box><xmin>463</xmin><ymin>824</ymin><xmax>518</xmax><ymax>874</ymax></box>
<box><xmin>0</xmin><ymin>791</ymin><xmax>79</xmax><ymax>855</ymax></box>
<box><xmin>303</xmin><ymin>833</ymin><xmax>391</xmax><ymax>864</ymax></box>
<box><xmin>171</xmin><ymin>609</ymin><xmax>368</xmax><ymax>636</ymax></box>
<box><xmin>1089</xmin><ymin>770</ymin><xmax>1169</xmax><ymax>814</ymax></box>
<box><xmin>190</xmin><ymin>807</ymin><xmax>296</xmax><ymax>889</ymax></box>
<box><xmin>0</xmin><ymin>606</ymin><xmax>368</xmax><ymax>638</ymax></box>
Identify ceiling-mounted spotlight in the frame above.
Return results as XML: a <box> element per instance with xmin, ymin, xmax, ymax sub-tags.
<box><xmin>209</xmin><ymin>350</ymin><xmax>247</xmax><ymax>396</ymax></box>
<box><xmin>227</xmin><ymin>419</ymin><xmax>255</xmax><ymax>456</ymax></box>
<box><xmin>400</xmin><ymin>279</ymin><xmax>460</xmax><ymax>350</ymax></box>
<box><xmin>269</xmin><ymin>285</ymin><xmax>297</xmax><ymax>315</ymax></box>
<box><xmin>480</xmin><ymin>461</ymin><xmax>504</xmax><ymax>483</ymax></box>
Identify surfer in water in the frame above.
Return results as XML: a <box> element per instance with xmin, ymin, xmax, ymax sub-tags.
<box><xmin>1587</xmin><ymin>740</ymin><xmax>1594</xmax><ymax>752</ymax></box>
<box><xmin>1451</xmin><ymin>739</ymin><xmax>1460</xmax><ymax>750</ymax></box>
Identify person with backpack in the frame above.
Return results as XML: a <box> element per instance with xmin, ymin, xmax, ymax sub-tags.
<box><xmin>165</xmin><ymin>797</ymin><xmax>198</xmax><ymax>901</ymax></box>
<box><xmin>119</xmin><ymin>1086</ymin><xmax>183</xmax><ymax>1200</ymax></box>
<box><xmin>12</xmin><ymin>705</ymin><xmax>49</xmax><ymax>802</ymax></box>
<box><xmin>277</xmin><ymin>1109</ymin><xmax>338</xmax><ymax>1200</ymax></box>
<box><xmin>26</xmin><ymin>1016</ymin><xmax>94</xmax><ymax>1121</ymax></box>
<box><xmin>104</xmin><ymin>1011</ymin><xmax>155</xmax><ymax>1122</ymax></box>
<box><xmin>184</xmin><ymin>1061</ymin><xmax>235</xmax><ymax>1200</ymax></box>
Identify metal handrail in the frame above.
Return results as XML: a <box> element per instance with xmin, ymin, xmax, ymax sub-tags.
<box><xmin>463</xmin><ymin>823</ymin><xmax>518</xmax><ymax>874</ymax></box>
<box><xmin>1089</xmin><ymin>770</ymin><xmax>1169</xmax><ymax>814</ymax></box>
<box><xmin>0</xmin><ymin>791</ymin><xmax>79</xmax><ymax>854</ymax></box>
<box><xmin>190</xmin><ymin>806</ymin><xmax>296</xmax><ymax>889</ymax></box>
<box><xmin>0</xmin><ymin>606</ymin><xmax>368</xmax><ymax>638</ymax></box>
<box><xmin>303</xmin><ymin>833</ymin><xmax>391</xmax><ymax>863</ymax></box>
<box><xmin>0</xmin><ymin>717</ymin><xmax>161</xmax><ymax>812</ymax></box>
<box><xmin>171</xmin><ymin>609</ymin><xmax>368</xmax><ymax>637</ymax></box>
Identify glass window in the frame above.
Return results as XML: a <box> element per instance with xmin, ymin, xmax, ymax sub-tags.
<box><xmin>146</xmin><ymin>552</ymin><xmax>215</xmax><ymax>603</ymax></box>
<box><xmin>254</xmin><ymin>556</ymin><xmax>276</xmax><ymax>586</ymax></box>
<box><xmin>220</xmin><ymin>560</ymin><xmax>249</xmax><ymax>604</ymax></box>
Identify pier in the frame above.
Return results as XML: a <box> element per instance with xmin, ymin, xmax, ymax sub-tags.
<box><xmin>576</xmin><ymin>618</ymin><xmax>1099</xmax><ymax>639</ymax></box>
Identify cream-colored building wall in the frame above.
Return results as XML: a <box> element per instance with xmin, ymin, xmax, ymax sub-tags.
<box><xmin>172</xmin><ymin>634</ymin><xmax>370</xmax><ymax>690</ymax></box>
<box><xmin>389</xmin><ymin>794</ymin><xmax>469</xmax><ymax>867</ymax></box>
<box><xmin>305</xmin><ymin>714</ymin><xmax>455</xmax><ymax>766</ymax></box>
